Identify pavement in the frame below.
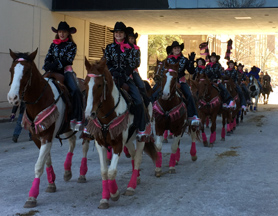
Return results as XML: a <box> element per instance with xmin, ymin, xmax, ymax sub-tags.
<box><xmin>0</xmin><ymin>101</ymin><xmax>13</xmax><ymax>123</ymax></box>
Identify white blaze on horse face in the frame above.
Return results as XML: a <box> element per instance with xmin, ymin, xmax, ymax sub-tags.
<box><xmin>85</xmin><ymin>77</ymin><xmax>95</xmax><ymax>118</ymax></box>
<box><xmin>7</xmin><ymin>63</ymin><xmax>24</xmax><ymax>105</ymax></box>
<box><xmin>162</xmin><ymin>72</ymin><xmax>172</xmax><ymax>100</ymax></box>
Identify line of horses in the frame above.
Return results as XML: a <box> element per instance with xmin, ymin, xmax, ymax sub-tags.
<box><xmin>7</xmin><ymin>49</ymin><xmax>263</xmax><ymax>209</ymax></box>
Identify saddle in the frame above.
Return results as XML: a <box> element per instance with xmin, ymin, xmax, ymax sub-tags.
<box><xmin>119</xmin><ymin>88</ymin><xmax>135</xmax><ymax>115</ymax></box>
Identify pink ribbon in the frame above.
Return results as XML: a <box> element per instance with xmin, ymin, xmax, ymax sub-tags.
<box><xmin>53</xmin><ymin>38</ymin><xmax>69</xmax><ymax>45</ymax></box>
<box><xmin>115</xmin><ymin>40</ymin><xmax>132</xmax><ymax>52</ymax></box>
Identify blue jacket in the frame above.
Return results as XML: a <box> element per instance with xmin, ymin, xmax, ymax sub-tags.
<box><xmin>248</xmin><ymin>67</ymin><xmax>260</xmax><ymax>80</ymax></box>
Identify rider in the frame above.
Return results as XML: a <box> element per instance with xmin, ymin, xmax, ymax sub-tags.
<box><xmin>193</xmin><ymin>57</ymin><xmax>206</xmax><ymax>80</ymax></box>
<box><xmin>43</xmin><ymin>21</ymin><xmax>83</xmax><ymax>131</ymax></box>
<box><xmin>263</xmin><ymin>72</ymin><xmax>273</xmax><ymax>92</ymax></box>
<box><xmin>105</xmin><ymin>21</ymin><xmax>151</xmax><ymax>142</ymax></box>
<box><xmin>205</xmin><ymin>52</ymin><xmax>236</xmax><ymax>109</ymax></box>
<box><xmin>237</xmin><ymin>63</ymin><xmax>251</xmax><ymax>105</ymax></box>
<box><xmin>248</xmin><ymin>66</ymin><xmax>262</xmax><ymax>89</ymax></box>
<box><xmin>224</xmin><ymin>60</ymin><xmax>247</xmax><ymax>110</ymax></box>
<box><xmin>166</xmin><ymin>41</ymin><xmax>200</xmax><ymax>125</ymax></box>
<box><xmin>125</xmin><ymin>26</ymin><xmax>150</xmax><ymax>107</ymax></box>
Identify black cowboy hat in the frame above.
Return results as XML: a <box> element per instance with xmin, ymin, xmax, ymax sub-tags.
<box><xmin>227</xmin><ymin>60</ymin><xmax>237</xmax><ymax>66</ymax></box>
<box><xmin>251</xmin><ymin>66</ymin><xmax>257</xmax><ymax>71</ymax></box>
<box><xmin>237</xmin><ymin>63</ymin><xmax>244</xmax><ymax>68</ymax></box>
<box><xmin>51</xmin><ymin>21</ymin><xmax>77</xmax><ymax>34</ymax></box>
<box><xmin>196</xmin><ymin>58</ymin><xmax>206</xmax><ymax>65</ymax></box>
<box><xmin>169</xmin><ymin>41</ymin><xmax>184</xmax><ymax>51</ymax></box>
<box><xmin>126</xmin><ymin>27</ymin><xmax>138</xmax><ymax>39</ymax></box>
<box><xmin>209</xmin><ymin>52</ymin><xmax>220</xmax><ymax>61</ymax></box>
<box><xmin>166</xmin><ymin>46</ymin><xmax>172</xmax><ymax>55</ymax></box>
<box><xmin>110</xmin><ymin>21</ymin><xmax>126</xmax><ymax>33</ymax></box>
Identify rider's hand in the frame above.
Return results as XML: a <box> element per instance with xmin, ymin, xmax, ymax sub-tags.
<box><xmin>188</xmin><ymin>52</ymin><xmax>196</xmax><ymax>61</ymax></box>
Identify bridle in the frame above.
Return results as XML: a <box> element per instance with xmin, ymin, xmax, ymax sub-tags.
<box><xmin>162</xmin><ymin>68</ymin><xmax>178</xmax><ymax>101</ymax></box>
<box><xmin>12</xmin><ymin>58</ymin><xmax>50</xmax><ymax>105</ymax></box>
<box><xmin>87</xmin><ymin>73</ymin><xmax>121</xmax><ymax>119</ymax></box>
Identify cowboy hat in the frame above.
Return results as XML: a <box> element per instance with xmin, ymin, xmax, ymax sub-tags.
<box><xmin>110</xmin><ymin>22</ymin><xmax>126</xmax><ymax>33</ymax></box>
<box><xmin>209</xmin><ymin>52</ymin><xmax>220</xmax><ymax>61</ymax></box>
<box><xmin>169</xmin><ymin>41</ymin><xmax>184</xmax><ymax>51</ymax></box>
<box><xmin>51</xmin><ymin>21</ymin><xmax>77</xmax><ymax>34</ymax></box>
<box><xmin>126</xmin><ymin>27</ymin><xmax>138</xmax><ymax>39</ymax></box>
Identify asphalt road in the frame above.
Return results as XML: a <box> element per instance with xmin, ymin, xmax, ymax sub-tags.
<box><xmin>0</xmin><ymin>104</ymin><xmax>278</xmax><ymax>216</ymax></box>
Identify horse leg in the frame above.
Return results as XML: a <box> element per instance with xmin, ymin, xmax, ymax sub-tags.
<box><xmin>221</xmin><ymin>113</ymin><xmax>226</xmax><ymax>141</ymax></box>
<box><xmin>155</xmin><ymin>135</ymin><xmax>163</xmax><ymax>177</ymax></box>
<box><xmin>209</xmin><ymin>114</ymin><xmax>217</xmax><ymax>146</ymax></box>
<box><xmin>78</xmin><ymin>139</ymin><xmax>90</xmax><ymax>183</ymax></box>
<box><xmin>24</xmin><ymin>142</ymin><xmax>52</xmax><ymax>208</ymax></box>
<box><xmin>163</xmin><ymin>130</ymin><xmax>168</xmax><ymax>143</ymax></box>
<box><xmin>63</xmin><ymin>132</ymin><xmax>76</xmax><ymax>182</ymax></box>
<box><xmin>175</xmin><ymin>141</ymin><xmax>181</xmax><ymax>165</ymax></box>
<box><xmin>125</xmin><ymin>141</ymin><xmax>145</xmax><ymax>196</ymax></box>
<box><xmin>45</xmin><ymin>153</ymin><xmax>56</xmax><ymax>193</ymax></box>
<box><xmin>206</xmin><ymin>117</ymin><xmax>209</xmax><ymax>128</ymax></box>
<box><xmin>201</xmin><ymin>116</ymin><xmax>208</xmax><ymax>147</ymax></box>
<box><xmin>95</xmin><ymin>141</ymin><xmax>110</xmax><ymax>209</ymax></box>
<box><xmin>169</xmin><ymin>135</ymin><xmax>181</xmax><ymax>174</ymax></box>
<box><xmin>190</xmin><ymin>126</ymin><xmax>198</xmax><ymax>161</ymax></box>
<box><xmin>168</xmin><ymin>132</ymin><xmax>173</xmax><ymax>139</ymax></box>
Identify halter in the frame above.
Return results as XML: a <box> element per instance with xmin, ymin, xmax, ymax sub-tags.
<box><xmin>87</xmin><ymin>73</ymin><xmax>121</xmax><ymax>119</ymax></box>
<box><xmin>162</xmin><ymin>68</ymin><xmax>178</xmax><ymax>101</ymax></box>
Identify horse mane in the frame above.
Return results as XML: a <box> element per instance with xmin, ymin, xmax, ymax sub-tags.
<box><xmin>12</xmin><ymin>52</ymin><xmax>32</xmax><ymax>61</ymax></box>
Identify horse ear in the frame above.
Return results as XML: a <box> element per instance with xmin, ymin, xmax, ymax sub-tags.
<box><xmin>29</xmin><ymin>48</ymin><xmax>38</xmax><ymax>61</ymax></box>
<box><xmin>9</xmin><ymin>49</ymin><xmax>17</xmax><ymax>60</ymax></box>
<box><xmin>99</xmin><ymin>58</ymin><xmax>107</xmax><ymax>69</ymax></box>
<box><xmin>85</xmin><ymin>57</ymin><xmax>91</xmax><ymax>71</ymax></box>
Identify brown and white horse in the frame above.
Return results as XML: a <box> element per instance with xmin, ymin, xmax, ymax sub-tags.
<box><xmin>152</xmin><ymin>61</ymin><xmax>198</xmax><ymax>176</ymax></box>
<box><xmin>7</xmin><ymin>49</ymin><xmax>90</xmax><ymax>208</ymax></box>
<box><xmin>84</xmin><ymin>57</ymin><xmax>156</xmax><ymax>209</ymax></box>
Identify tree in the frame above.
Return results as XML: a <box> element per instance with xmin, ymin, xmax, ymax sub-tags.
<box><xmin>217</xmin><ymin>0</ymin><xmax>266</xmax><ymax>7</ymax></box>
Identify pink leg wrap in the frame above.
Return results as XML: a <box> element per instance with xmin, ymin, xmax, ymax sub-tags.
<box><xmin>210</xmin><ymin>131</ymin><xmax>216</xmax><ymax>143</ymax></box>
<box><xmin>221</xmin><ymin>127</ymin><xmax>225</xmax><ymax>138</ymax></box>
<box><xmin>156</xmin><ymin>152</ymin><xmax>162</xmax><ymax>168</ymax></box>
<box><xmin>80</xmin><ymin>157</ymin><xmax>88</xmax><ymax>176</ymax></box>
<box><xmin>29</xmin><ymin>178</ymin><xmax>40</xmax><ymax>198</ymax></box>
<box><xmin>233</xmin><ymin>118</ymin><xmax>236</xmax><ymax>128</ymax></box>
<box><xmin>227</xmin><ymin>124</ymin><xmax>230</xmax><ymax>132</ymax></box>
<box><xmin>169</xmin><ymin>132</ymin><xmax>173</xmax><ymax>136</ymax></box>
<box><xmin>108</xmin><ymin>179</ymin><xmax>118</xmax><ymax>195</ymax></box>
<box><xmin>206</xmin><ymin>117</ymin><xmax>209</xmax><ymax>127</ymax></box>
<box><xmin>64</xmin><ymin>152</ymin><xmax>73</xmax><ymax>171</ymax></box>
<box><xmin>163</xmin><ymin>130</ymin><xmax>168</xmax><ymax>139</ymax></box>
<box><xmin>175</xmin><ymin>147</ymin><xmax>180</xmax><ymax>162</ymax></box>
<box><xmin>190</xmin><ymin>142</ymin><xmax>197</xmax><ymax>156</ymax></box>
<box><xmin>46</xmin><ymin>166</ymin><xmax>56</xmax><ymax>184</ymax></box>
<box><xmin>124</xmin><ymin>146</ymin><xmax>129</xmax><ymax>156</ymax></box>
<box><xmin>202</xmin><ymin>132</ymin><xmax>207</xmax><ymax>142</ymax></box>
<box><xmin>107</xmin><ymin>146</ymin><xmax>112</xmax><ymax>161</ymax></box>
<box><xmin>127</xmin><ymin>169</ymin><xmax>139</xmax><ymax>189</ymax></box>
<box><xmin>230</xmin><ymin>123</ymin><xmax>233</xmax><ymax>130</ymax></box>
<box><xmin>102</xmin><ymin>180</ymin><xmax>110</xmax><ymax>200</ymax></box>
<box><xmin>169</xmin><ymin>153</ymin><xmax>176</xmax><ymax>167</ymax></box>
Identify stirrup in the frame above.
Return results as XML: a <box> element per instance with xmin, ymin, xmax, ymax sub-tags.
<box><xmin>188</xmin><ymin>115</ymin><xmax>200</xmax><ymax>126</ymax></box>
<box><xmin>136</xmin><ymin>123</ymin><xmax>152</xmax><ymax>142</ymax></box>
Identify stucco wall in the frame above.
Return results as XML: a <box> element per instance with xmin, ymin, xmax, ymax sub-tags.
<box><xmin>0</xmin><ymin>0</ymin><xmax>89</xmax><ymax>103</ymax></box>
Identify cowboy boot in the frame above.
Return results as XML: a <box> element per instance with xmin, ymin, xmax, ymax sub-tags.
<box><xmin>64</xmin><ymin>72</ymin><xmax>84</xmax><ymax>131</ymax></box>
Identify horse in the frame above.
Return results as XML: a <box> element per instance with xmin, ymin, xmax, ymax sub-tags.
<box><xmin>152</xmin><ymin>61</ymin><xmax>198</xmax><ymax>176</ymax></box>
<box><xmin>190</xmin><ymin>73</ymin><xmax>222</xmax><ymax>146</ymax></box>
<box><xmin>7</xmin><ymin>49</ymin><xmax>91</xmax><ymax>208</ymax></box>
<box><xmin>84</xmin><ymin>57</ymin><xmax>157</xmax><ymax>209</ymax></box>
<box><xmin>248</xmin><ymin>75</ymin><xmax>260</xmax><ymax>111</ymax></box>
<box><xmin>223</xmin><ymin>77</ymin><xmax>240</xmax><ymax>134</ymax></box>
<box><xmin>262</xmin><ymin>79</ymin><xmax>271</xmax><ymax>104</ymax></box>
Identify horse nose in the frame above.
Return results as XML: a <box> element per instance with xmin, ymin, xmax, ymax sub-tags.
<box><xmin>162</xmin><ymin>93</ymin><xmax>170</xmax><ymax>100</ymax></box>
<box><xmin>7</xmin><ymin>94</ymin><xmax>19</xmax><ymax>105</ymax></box>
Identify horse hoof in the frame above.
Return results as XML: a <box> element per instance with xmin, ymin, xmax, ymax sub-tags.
<box><xmin>206</xmin><ymin>125</ymin><xmax>209</xmax><ymax>128</ymax></box>
<box><xmin>169</xmin><ymin>168</ymin><xmax>176</xmax><ymax>174</ymax></box>
<box><xmin>168</xmin><ymin>135</ymin><xmax>173</xmax><ymax>139</ymax></box>
<box><xmin>98</xmin><ymin>202</ymin><xmax>109</xmax><ymax>209</ymax></box>
<box><xmin>191</xmin><ymin>155</ymin><xmax>197</xmax><ymax>161</ymax></box>
<box><xmin>203</xmin><ymin>141</ymin><xmax>208</xmax><ymax>147</ymax></box>
<box><xmin>162</xmin><ymin>139</ymin><xmax>168</xmax><ymax>143</ymax></box>
<box><xmin>77</xmin><ymin>175</ymin><xmax>87</xmax><ymax>183</ymax></box>
<box><xmin>176</xmin><ymin>161</ymin><xmax>179</xmax><ymax>165</ymax></box>
<box><xmin>137</xmin><ymin>177</ymin><xmax>141</xmax><ymax>185</ymax></box>
<box><xmin>155</xmin><ymin>170</ymin><xmax>162</xmax><ymax>177</ymax></box>
<box><xmin>209</xmin><ymin>143</ymin><xmax>214</xmax><ymax>147</ymax></box>
<box><xmin>64</xmin><ymin>170</ymin><xmax>72</xmax><ymax>182</ymax></box>
<box><xmin>124</xmin><ymin>189</ymin><xmax>135</xmax><ymax>196</ymax></box>
<box><xmin>221</xmin><ymin>138</ymin><xmax>225</xmax><ymax>141</ymax></box>
<box><xmin>227</xmin><ymin>132</ymin><xmax>231</xmax><ymax>136</ymax></box>
<box><xmin>45</xmin><ymin>183</ymin><xmax>56</xmax><ymax>193</ymax></box>
<box><xmin>110</xmin><ymin>191</ymin><xmax>120</xmax><ymax>201</ymax></box>
<box><xmin>24</xmin><ymin>197</ymin><xmax>37</xmax><ymax>208</ymax></box>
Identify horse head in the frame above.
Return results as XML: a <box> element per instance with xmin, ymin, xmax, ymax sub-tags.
<box><xmin>196</xmin><ymin>73</ymin><xmax>211</xmax><ymax>100</ymax></box>
<box><xmin>153</xmin><ymin>59</ymin><xmax>165</xmax><ymax>83</ymax></box>
<box><xmin>7</xmin><ymin>49</ymin><xmax>38</xmax><ymax>106</ymax></box>
<box><xmin>161</xmin><ymin>61</ymin><xmax>179</xmax><ymax>100</ymax></box>
<box><xmin>84</xmin><ymin>57</ymin><xmax>112</xmax><ymax>119</ymax></box>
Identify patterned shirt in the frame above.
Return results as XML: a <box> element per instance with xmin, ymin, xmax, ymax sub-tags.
<box><xmin>205</xmin><ymin>62</ymin><xmax>223</xmax><ymax>81</ymax></box>
<box><xmin>224</xmin><ymin>68</ymin><xmax>238</xmax><ymax>83</ymax></box>
<box><xmin>166</xmin><ymin>55</ymin><xmax>195</xmax><ymax>79</ymax></box>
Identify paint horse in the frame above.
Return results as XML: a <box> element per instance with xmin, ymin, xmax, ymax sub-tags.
<box><xmin>223</xmin><ymin>77</ymin><xmax>240</xmax><ymax>135</ymax></box>
<box><xmin>191</xmin><ymin>73</ymin><xmax>222</xmax><ymax>146</ymax></box>
<box><xmin>84</xmin><ymin>57</ymin><xmax>157</xmax><ymax>209</ymax></box>
<box><xmin>153</xmin><ymin>61</ymin><xmax>198</xmax><ymax>176</ymax></box>
<box><xmin>7</xmin><ymin>49</ymin><xmax>90</xmax><ymax>208</ymax></box>
<box><xmin>248</xmin><ymin>75</ymin><xmax>260</xmax><ymax>111</ymax></box>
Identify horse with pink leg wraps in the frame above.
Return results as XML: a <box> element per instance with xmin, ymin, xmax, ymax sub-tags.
<box><xmin>7</xmin><ymin>49</ymin><xmax>90</xmax><ymax>208</ymax></box>
<box><xmin>152</xmin><ymin>61</ymin><xmax>199</xmax><ymax>177</ymax></box>
<box><xmin>84</xmin><ymin>57</ymin><xmax>157</xmax><ymax>209</ymax></box>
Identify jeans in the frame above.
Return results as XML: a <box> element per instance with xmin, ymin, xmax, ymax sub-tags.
<box><xmin>13</xmin><ymin>113</ymin><xmax>31</xmax><ymax>138</ymax></box>
<box><xmin>241</xmin><ymin>84</ymin><xmax>251</xmax><ymax>102</ymax></box>
<box><xmin>132</xmin><ymin>71</ymin><xmax>150</xmax><ymax>107</ymax></box>
<box><xmin>180</xmin><ymin>82</ymin><xmax>198</xmax><ymax>117</ymax></box>
<box><xmin>236</xmin><ymin>84</ymin><xmax>246</xmax><ymax>106</ymax></box>
<box><xmin>218</xmin><ymin>83</ymin><xmax>233</xmax><ymax>104</ymax></box>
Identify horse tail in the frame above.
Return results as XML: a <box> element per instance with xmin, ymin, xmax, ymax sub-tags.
<box><xmin>143</xmin><ymin>141</ymin><xmax>158</xmax><ymax>163</ymax></box>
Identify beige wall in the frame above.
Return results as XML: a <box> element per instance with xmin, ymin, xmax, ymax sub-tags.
<box><xmin>0</xmin><ymin>0</ymin><xmax>89</xmax><ymax>103</ymax></box>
